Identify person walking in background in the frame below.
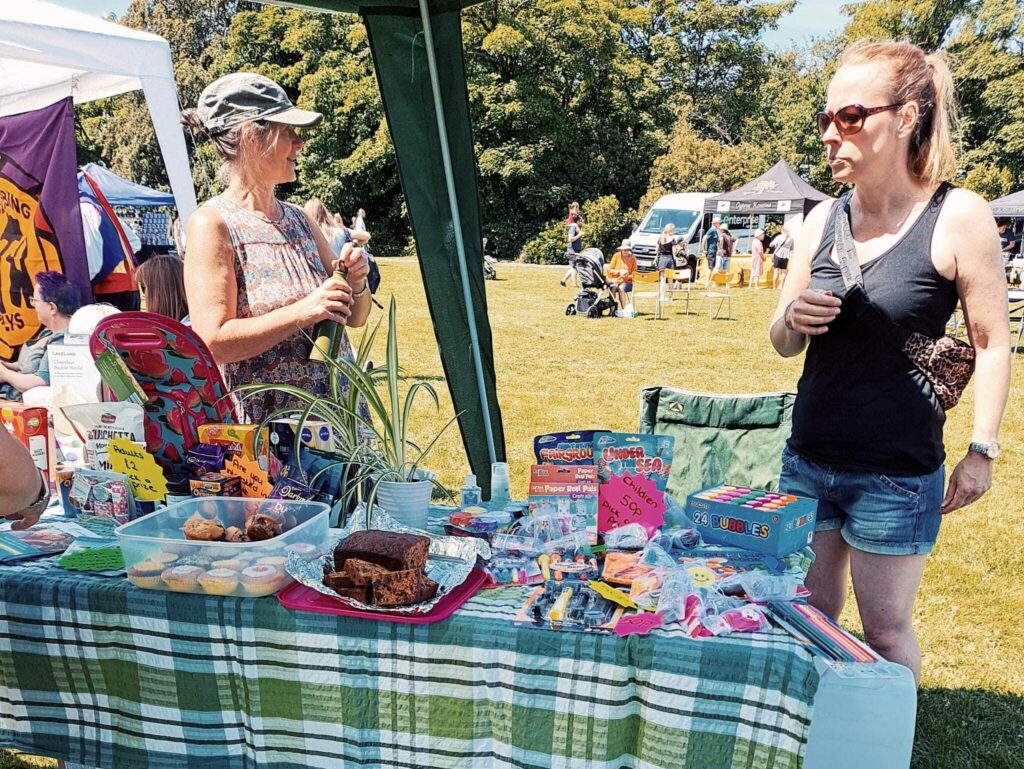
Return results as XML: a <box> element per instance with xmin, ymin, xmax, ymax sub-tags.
<box><xmin>700</xmin><ymin>216</ymin><xmax>721</xmax><ymax>286</ymax></box>
<box><xmin>996</xmin><ymin>219</ymin><xmax>1017</xmax><ymax>278</ymax></box>
<box><xmin>137</xmin><ymin>255</ymin><xmax>190</xmax><ymax>324</ymax></box>
<box><xmin>770</xmin><ymin>40</ymin><xmax>1009</xmax><ymax>683</ymax></box>
<box><xmin>750</xmin><ymin>228</ymin><xmax>766</xmax><ymax>288</ymax></box>
<box><xmin>170</xmin><ymin>216</ymin><xmax>186</xmax><ymax>256</ymax></box>
<box><xmin>718</xmin><ymin>223</ymin><xmax>735</xmax><ymax>272</ymax></box>
<box><xmin>656</xmin><ymin>223</ymin><xmax>678</xmax><ymax>300</ymax></box>
<box><xmin>560</xmin><ymin>202</ymin><xmax>584</xmax><ymax>287</ymax></box>
<box><xmin>353</xmin><ymin>208</ymin><xmax>367</xmax><ymax>233</ymax></box>
<box><xmin>305</xmin><ymin>198</ymin><xmax>349</xmax><ymax>256</ymax></box>
<box><xmin>770</xmin><ymin>225</ymin><xmax>794</xmax><ymax>289</ymax></box>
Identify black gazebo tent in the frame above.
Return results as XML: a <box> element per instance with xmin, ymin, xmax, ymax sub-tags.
<box><xmin>704</xmin><ymin>159</ymin><xmax>830</xmax><ymax>216</ymax></box>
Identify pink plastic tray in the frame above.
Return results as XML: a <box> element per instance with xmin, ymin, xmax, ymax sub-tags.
<box><xmin>276</xmin><ymin>567</ymin><xmax>489</xmax><ymax>624</ymax></box>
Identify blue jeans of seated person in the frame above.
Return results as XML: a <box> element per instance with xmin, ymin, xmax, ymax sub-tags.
<box><xmin>779</xmin><ymin>445</ymin><xmax>944</xmax><ymax>556</ymax></box>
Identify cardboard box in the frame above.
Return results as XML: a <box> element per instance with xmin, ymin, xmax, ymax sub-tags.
<box><xmin>1</xmin><ymin>401</ymin><xmax>54</xmax><ymax>485</ymax></box>
<box><xmin>686</xmin><ymin>484</ymin><xmax>817</xmax><ymax>556</ymax></box>
<box><xmin>189</xmin><ymin>472</ymin><xmax>242</xmax><ymax>497</ymax></box>
<box><xmin>197</xmin><ymin>423</ymin><xmax>268</xmax><ymax>463</ymax></box>
<box><xmin>267</xmin><ymin>418</ymin><xmax>334</xmax><ymax>465</ymax></box>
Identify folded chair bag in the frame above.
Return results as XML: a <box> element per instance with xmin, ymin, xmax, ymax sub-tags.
<box><xmin>638</xmin><ymin>387</ymin><xmax>795</xmax><ymax>496</ymax></box>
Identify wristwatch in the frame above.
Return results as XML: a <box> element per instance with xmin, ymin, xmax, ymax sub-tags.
<box><xmin>17</xmin><ymin>469</ymin><xmax>50</xmax><ymax>522</ymax></box>
<box><xmin>968</xmin><ymin>441</ymin><xmax>1001</xmax><ymax>460</ymax></box>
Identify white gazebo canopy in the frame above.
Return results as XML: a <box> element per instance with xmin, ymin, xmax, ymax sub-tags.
<box><xmin>0</xmin><ymin>0</ymin><xmax>197</xmax><ymax>222</ymax></box>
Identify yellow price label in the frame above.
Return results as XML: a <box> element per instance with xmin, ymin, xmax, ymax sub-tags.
<box><xmin>108</xmin><ymin>437</ymin><xmax>168</xmax><ymax>502</ymax></box>
<box><xmin>225</xmin><ymin>455</ymin><xmax>272</xmax><ymax>498</ymax></box>
<box><xmin>589</xmin><ymin>580</ymin><xmax>640</xmax><ymax>611</ymax></box>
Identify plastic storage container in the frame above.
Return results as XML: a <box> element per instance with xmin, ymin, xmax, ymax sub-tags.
<box><xmin>116</xmin><ymin>497</ymin><xmax>329</xmax><ymax>597</ymax></box>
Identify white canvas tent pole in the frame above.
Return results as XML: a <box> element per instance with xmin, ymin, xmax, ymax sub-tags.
<box><xmin>141</xmin><ymin>75</ymin><xmax>197</xmax><ymax>224</ymax></box>
<box><xmin>416</xmin><ymin>0</ymin><xmax>497</xmax><ymax>465</ymax></box>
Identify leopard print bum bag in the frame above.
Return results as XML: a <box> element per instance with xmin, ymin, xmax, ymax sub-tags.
<box><xmin>833</xmin><ymin>192</ymin><xmax>975</xmax><ymax>411</ymax></box>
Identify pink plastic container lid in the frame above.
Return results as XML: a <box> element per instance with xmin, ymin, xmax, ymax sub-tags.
<box><xmin>277</xmin><ymin>567</ymin><xmax>488</xmax><ymax>624</ymax></box>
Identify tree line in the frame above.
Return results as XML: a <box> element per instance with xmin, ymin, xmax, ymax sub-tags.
<box><xmin>77</xmin><ymin>0</ymin><xmax>1024</xmax><ymax>262</ymax></box>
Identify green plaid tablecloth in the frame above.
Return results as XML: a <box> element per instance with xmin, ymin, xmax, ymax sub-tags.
<box><xmin>0</xmin><ymin>541</ymin><xmax>819</xmax><ymax>768</ymax></box>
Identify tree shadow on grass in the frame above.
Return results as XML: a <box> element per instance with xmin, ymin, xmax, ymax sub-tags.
<box><xmin>913</xmin><ymin>687</ymin><xmax>1024</xmax><ymax>769</ymax></box>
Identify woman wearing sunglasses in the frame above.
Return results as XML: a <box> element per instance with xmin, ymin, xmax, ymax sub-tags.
<box><xmin>769</xmin><ymin>41</ymin><xmax>1010</xmax><ymax>683</ymax></box>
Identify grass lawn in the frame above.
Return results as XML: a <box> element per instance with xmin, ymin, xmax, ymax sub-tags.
<box><xmin>4</xmin><ymin>257</ymin><xmax>1020</xmax><ymax>769</ymax></box>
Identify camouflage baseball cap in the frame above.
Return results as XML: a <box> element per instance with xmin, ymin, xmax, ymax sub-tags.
<box><xmin>196</xmin><ymin>72</ymin><xmax>322</xmax><ymax>134</ymax></box>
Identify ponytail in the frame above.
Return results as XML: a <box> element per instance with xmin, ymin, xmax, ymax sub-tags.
<box><xmin>840</xmin><ymin>40</ymin><xmax>959</xmax><ymax>185</ymax></box>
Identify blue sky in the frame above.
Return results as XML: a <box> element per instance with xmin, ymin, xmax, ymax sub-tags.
<box><xmin>57</xmin><ymin>0</ymin><xmax>857</xmax><ymax>46</ymax></box>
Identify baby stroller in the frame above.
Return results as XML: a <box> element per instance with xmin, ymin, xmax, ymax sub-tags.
<box><xmin>565</xmin><ymin>248</ymin><xmax>617</xmax><ymax>318</ymax></box>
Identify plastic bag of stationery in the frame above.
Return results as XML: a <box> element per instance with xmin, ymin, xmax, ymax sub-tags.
<box><xmin>519</xmin><ymin>512</ymin><xmax>576</xmax><ymax>544</ymax></box>
<box><xmin>538</xmin><ymin>532</ymin><xmax>599</xmax><ymax>582</ymax></box>
<box><xmin>486</xmin><ymin>532</ymin><xmax>543</xmax><ymax>586</ymax></box>
<box><xmin>602</xmin><ymin>537</ymin><xmax>676</xmax><ymax>587</ymax></box>
<box><xmin>703</xmin><ymin>603</ymin><xmax>770</xmax><ymax>636</ymax></box>
<box><xmin>718</xmin><ymin>571</ymin><xmax>804</xmax><ymax>602</ymax></box>
<box><xmin>603</xmin><ymin>522</ymin><xmax>649</xmax><ymax>551</ymax></box>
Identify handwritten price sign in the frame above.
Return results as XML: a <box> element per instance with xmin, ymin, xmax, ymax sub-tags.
<box><xmin>108</xmin><ymin>437</ymin><xmax>168</xmax><ymax>501</ymax></box>
<box><xmin>226</xmin><ymin>455</ymin><xmax>272</xmax><ymax>498</ymax></box>
<box><xmin>598</xmin><ymin>472</ymin><xmax>666</xmax><ymax>535</ymax></box>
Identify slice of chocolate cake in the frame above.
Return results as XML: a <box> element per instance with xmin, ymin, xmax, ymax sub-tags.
<box><xmin>333</xmin><ymin>530</ymin><xmax>429</xmax><ymax>573</ymax></box>
<box><xmin>346</xmin><ymin>558</ymin><xmax>390</xmax><ymax>586</ymax></box>
<box><xmin>370</xmin><ymin>568</ymin><xmax>422</xmax><ymax>607</ymax></box>
<box><xmin>324</xmin><ymin>572</ymin><xmax>370</xmax><ymax>602</ymax></box>
<box><xmin>416</xmin><ymin>575</ymin><xmax>439</xmax><ymax>603</ymax></box>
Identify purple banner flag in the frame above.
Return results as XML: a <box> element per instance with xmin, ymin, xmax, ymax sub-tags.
<box><xmin>0</xmin><ymin>97</ymin><xmax>88</xmax><ymax>361</ymax></box>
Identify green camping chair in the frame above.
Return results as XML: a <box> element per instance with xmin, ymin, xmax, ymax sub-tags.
<box><xmin>638</xmin><ymin>387</ymin><xmax>796</xmax><ymax>498</ymax></box>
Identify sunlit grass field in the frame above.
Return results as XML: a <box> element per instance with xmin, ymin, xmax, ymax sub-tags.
<box><xmin>370</xmin><ymin>257</ymin><xmax>1024</xmax><ymax>768</ymax></box>
<box><xmin>4</xmin><ymin>257</ymin><xmax>1020</xmax><ymax>769</ymax></box>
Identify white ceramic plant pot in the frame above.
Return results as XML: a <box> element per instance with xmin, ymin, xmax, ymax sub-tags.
<box><xmin>374</xmin><ymin>478</ymin><xmax>432</xmax><ymax>530</ymax></box>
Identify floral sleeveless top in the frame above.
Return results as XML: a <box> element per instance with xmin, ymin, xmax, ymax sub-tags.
<box><xmin>207</xmin><ymin>195</ymin><xmax>359</xmax><ymax>423</ymax></box>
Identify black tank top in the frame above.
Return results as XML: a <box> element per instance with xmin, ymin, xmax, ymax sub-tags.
<box><xmin>789</xmin><ymin>183</ymin><xmax>959</xmax><ymax>475</ymax></box>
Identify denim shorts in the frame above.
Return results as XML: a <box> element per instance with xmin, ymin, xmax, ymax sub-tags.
<box><xmin>779</xmin><ymin>445</ymin><xmax>945</xmax><ymax>555</ymax></box>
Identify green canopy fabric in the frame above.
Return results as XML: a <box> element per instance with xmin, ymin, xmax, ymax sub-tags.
<box><xmin>265</xmin><ymin>0</ymin><xmax>505</xmax><ymax>493</ymax></box>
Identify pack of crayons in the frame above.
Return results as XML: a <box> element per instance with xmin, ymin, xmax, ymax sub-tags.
<box><xmin>765</xmin><ymin>601</ymin><xmax>880</xmax><ymax>663</ymax></box>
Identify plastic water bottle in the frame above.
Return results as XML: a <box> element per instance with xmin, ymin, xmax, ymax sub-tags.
<box><xmin>489</xmin><ymin>462</ymin><xmax>510</xmax><ymax>506</ymax></box>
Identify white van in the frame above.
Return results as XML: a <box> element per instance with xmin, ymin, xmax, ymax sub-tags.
<box><xmin>629</xmin><ymin>192</ymin><xmax>718</xmax><ymax>271</ymax></box>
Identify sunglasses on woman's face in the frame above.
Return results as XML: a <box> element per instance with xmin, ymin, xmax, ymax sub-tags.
<box><xmin>815</xmin><ymin>103</ymin><xmax>902</xmax><ymax>138</ymax></box>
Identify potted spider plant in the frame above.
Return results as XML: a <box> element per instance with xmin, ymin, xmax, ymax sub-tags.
<box><xmin>234</xmin><ymin>296</ymin><xmax>458</xmax><ymax>529</ymax></box>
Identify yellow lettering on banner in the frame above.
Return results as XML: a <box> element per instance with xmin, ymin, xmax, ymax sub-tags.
<box><xmin>226</xmin><ymin>455</ymin><xmax>272</xmax><ymax>498</ymax></box>
<box><xmin>0</xmin><ymin>175</ymin><xmax>63</xmax><ymax>360</ymax></box>
<box><xmin>588</xmin><ymin>580</ymin><xmax>640</xmax><ymax>611</ymax></box>
<box><xmin>108</xmin><ymin>437</ymin><xmax>168</xmax><ymax>502</ymax></box>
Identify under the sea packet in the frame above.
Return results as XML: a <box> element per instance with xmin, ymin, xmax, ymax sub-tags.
<box><xmin>592</xmin><ymin>432</ymin><xmax>674</xmax><ymax>491</ymax></box>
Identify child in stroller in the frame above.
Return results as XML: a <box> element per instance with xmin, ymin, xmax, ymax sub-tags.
<box><xmin>564</xmin><ymin>248</ymin><xmax>617</xmax><ymax>318</ymax></box>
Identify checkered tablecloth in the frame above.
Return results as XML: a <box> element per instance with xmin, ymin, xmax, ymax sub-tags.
<box><xmin>0</xmin><ymin>526</ymin><xmax>819</xmax><ymax>769</ymax></box>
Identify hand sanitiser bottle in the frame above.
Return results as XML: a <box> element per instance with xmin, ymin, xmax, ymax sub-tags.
<box><xmin>459</xmin><ymin>474</ymin><xmax>481</xmax><ymax>508</ymax></box>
